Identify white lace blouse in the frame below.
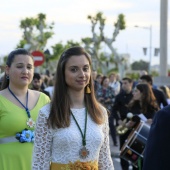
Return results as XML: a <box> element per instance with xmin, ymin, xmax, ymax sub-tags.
<box><xmin>32</xmin><ymin>104</ymin><xmax>114</xmax><ymax>170</ymax></box>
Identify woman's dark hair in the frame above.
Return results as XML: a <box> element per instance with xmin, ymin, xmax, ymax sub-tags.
<box><xmin>140</xmin><ymin>75</ymin><xmax>153</xmax><ymax>85</ymax></box>
<box><xmin>1</xmin><ymin>48</ymin><xmax>33</xmax><ymax>90</ymax></box>
<box><xmin>122</xmin><ymin>77</ymin><xmax>133</xmax><ymax>84</ymax></box>
<box><xmin>33</xmin><ymin>73</ymin><xmax>41</xmax><ymax>80</ymax></box>
<box><xmin>128</xmin><ymin>83</ymin><xmax>159</xmax><ymax>114</ymax></box>
<box><xmin>96</xmin><ymin>74</ymin><xmax>103</xmax><ymax>79</ymax></box>
<box><xmin>101</xmin><ymin>76</ymin><xmax>108</xmax><ymax>86</ymax></box>
<box><xmin>48</xmin><ymin>46</ymin><xmax>105</xmax><ymax>128</ymax></box>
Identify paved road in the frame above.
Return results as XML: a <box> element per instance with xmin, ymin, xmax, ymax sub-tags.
<box><xmin>112</xmin><ymin>157</ymin><xmax>133</xmax><ymax>170</ymax></box>
<box><xmin>112</xmin><ymin>158</ymin><xmax>121</xmax><ymax>170</ymax></box>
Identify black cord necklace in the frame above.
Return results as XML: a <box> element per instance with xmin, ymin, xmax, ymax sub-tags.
<box><xmin>71</xmin><ymin>108</ymin><xmax>89</xmax><ymax>159</ymax></box>
<box><xmin>8</xmin><ymin>86</ymin><xmax>35</xmax><ymax>128</ymax></box>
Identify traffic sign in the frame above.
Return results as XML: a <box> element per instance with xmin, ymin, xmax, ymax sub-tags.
<box><xmin>31</xmin><ymin>51</ymin><xmax>45</xmax><ymax>67</ymax></box>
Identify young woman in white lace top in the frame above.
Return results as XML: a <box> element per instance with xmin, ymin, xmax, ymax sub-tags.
<box><xmin>32</xmin><ymin>46</ymin><xmax>114</xmax><ymax>170</ymax></box>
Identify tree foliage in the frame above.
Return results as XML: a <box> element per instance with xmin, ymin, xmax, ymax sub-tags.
<box><xmin>131</xmin><ymin>60</ymin><xmax>149</xmax><ymax>71</ymax></box>
<box><xmin>17</xmin><ymin>13</ymin><xmax>54</xmax><ymax>52</ymax></box>
<box><xmin>51</xmin><ymin>40</ymin><xmax>81</xmax><ymax>60</ymax></box>
<box><xmin>114</xmin><ymin>14</ymin><xmax>126</xmax><ymax>30</ymax></box>
<box><xmin>2</xmin><ymin>12</ymin><xmax>127</xmax><ymax>75</ymax></box>
<box><xmin>82</xmin><ymin>12</ymin><xmax>126</xmax><ymax>74</ymax></box>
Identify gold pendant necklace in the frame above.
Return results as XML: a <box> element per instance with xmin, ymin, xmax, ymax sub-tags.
<box><xmin>79</xmin><ymin>146</ymin><xmax>89</xmax><ymax>159</ymax></box>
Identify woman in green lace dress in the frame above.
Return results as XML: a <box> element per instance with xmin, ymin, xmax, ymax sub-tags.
<box><xmin>0</xmin><ymin>48</ymin><xmax>50</xmax><ymax>170</ymax></box>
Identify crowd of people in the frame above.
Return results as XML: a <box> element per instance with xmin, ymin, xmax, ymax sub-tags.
<box><xmin>0</xmin><ymin>47</ymin><xmax>170</xmax><ymax>170</ymax></box>
<box><xmin>93</xmin><ymin>70</ymin><xmax>169</xmax><ymax>170</ymax></box>
<box><xmin>92</xmin><ymin>67</ymin><xmax>170</xmax><ymax>170</ymax></box>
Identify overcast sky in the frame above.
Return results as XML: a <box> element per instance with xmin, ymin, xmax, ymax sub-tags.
<box><xmin>0</xmin><ymin>0</ymin><xmax>169</xmax><ymax>65</ymax></box>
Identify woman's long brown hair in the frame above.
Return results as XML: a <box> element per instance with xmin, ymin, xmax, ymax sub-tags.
<box><xmin>128</xmin><ymin>83</ymin><xmax>159</xmax><ymax>114</ymax></box>
<box><xmin>48</xmin><ymin>47</ymin><xmax>105</xmax><ymax>128</ymax></box>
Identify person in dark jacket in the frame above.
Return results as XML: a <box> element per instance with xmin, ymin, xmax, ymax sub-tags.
<box><xmin>143</xmin><ymin>105</ymin><xmax>170</xmax><ymax>170</ymax></box>
<box><xmin>113</xmin><ymin>77</ymin><xmax>134</xmax><ymax>170</ymax></box>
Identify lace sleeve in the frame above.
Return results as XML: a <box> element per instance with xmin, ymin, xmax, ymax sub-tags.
<box><xmin>32</xmin><ymin>106</ymin><xmax>53</xmax><ymax>170</ymax></box>
<box><xmin>98</xmin><ymin>108</ymin><xmax>114</xmax><ymax>170</ymax></box>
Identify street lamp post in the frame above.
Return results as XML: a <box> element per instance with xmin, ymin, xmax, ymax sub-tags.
<box><xmin>160</xmin><ymin>0</ymin><xmax>168</xmax><ymax>76</ymax></box>
<box><xmin>135</xmin><ymin>25</ymin><xmax>152</xmax><ymax>74</ymax></box>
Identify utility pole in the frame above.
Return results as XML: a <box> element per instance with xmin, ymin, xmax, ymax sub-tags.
<box><xmin>149</xmin><ymin>26</ymin><xmax>152</xmax><ymax>74</ymax></box>
<box><xmin>160</xmin><ymin>0</ymin><xmax>168</xmax><ymax>76</ymax></box>
<box><xmin>154</xmin><ymin>0</ymin><xmax>169</xmax><ymax>86</ymax></box>
<box><xmin>135</xmin><ymin>25</ymin><xmax>152</xmax><ymax>74</ymax></box>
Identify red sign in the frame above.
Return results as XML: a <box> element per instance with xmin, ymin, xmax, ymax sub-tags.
<box><xmin>31</xmin><ymin>51</ymin><xmax>45</xmax><ymax>67</ymax></box>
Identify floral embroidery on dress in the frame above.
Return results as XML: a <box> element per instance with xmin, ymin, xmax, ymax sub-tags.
<box><xmin>69</xmin><ymin>160</ymin><xmax>98</xmax><ymax>170</ymax></box>
<box><xmin>16</xmin><ymin>129</ymin><xmax>34</xmax><ymax>143</ymax></box>
<box><xmin>52</xmin><ymin>160</ymin><xmax>98</xmax><ymax>170</ymax></box>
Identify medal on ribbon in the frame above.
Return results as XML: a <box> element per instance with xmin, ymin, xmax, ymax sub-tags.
<box><xmin>71</xmin><ymin>109</ymin><xmax>89</xmax><ymax>159</ymax></box>
<box><xmin>79</xmin><ymin>146</ymin><xmax>89</xmax><ymax>159</ymax></box>
<box><xmin>27</xmin><ymin>118</ymin><xmax>35</xmax><ymax>128</ymax></box>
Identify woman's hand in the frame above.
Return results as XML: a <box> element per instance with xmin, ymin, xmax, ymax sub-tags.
<box><xmin>126</xmin><ymin>120</ymin><xmax>136</xmax><ymax>129</ymax></box>
<box><xmin>118</xmin><ymin>119</ymin><xmax>123</xmax><ymax>125</ymax></box>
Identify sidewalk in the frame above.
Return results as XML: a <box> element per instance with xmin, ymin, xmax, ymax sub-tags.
<box><xmin>109</xmin><ymin>135</ymin><xmax>120</xmax><ymax>158</ymax></box>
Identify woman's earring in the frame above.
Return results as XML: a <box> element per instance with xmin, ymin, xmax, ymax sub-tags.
<box><xmin>86</xmin><ymin>84</ymin><xmax>91</xmax><ymax>94</ymax></box>
<box><xmin>6</xmin><ymin>75</ymin><xmax>9</xmax><ymax>79</ymax></box>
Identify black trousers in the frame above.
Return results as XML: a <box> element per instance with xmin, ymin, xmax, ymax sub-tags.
<box><xmin>108</xmin><ymin>113</ymin><xmax>117</xmax><ymax>145</ymax></box>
